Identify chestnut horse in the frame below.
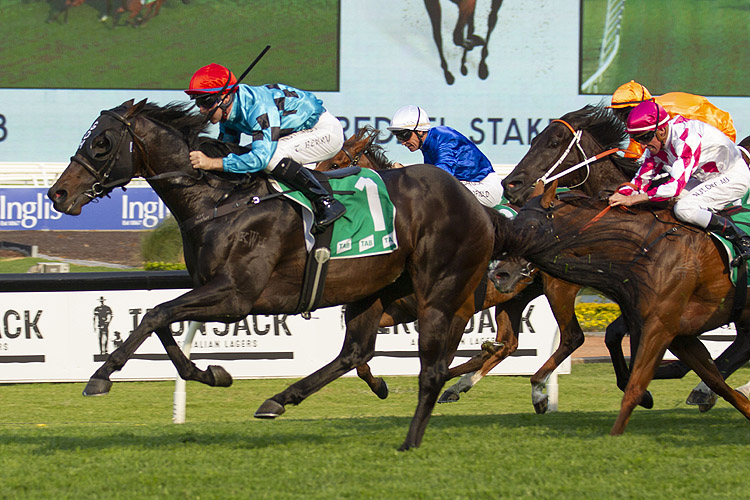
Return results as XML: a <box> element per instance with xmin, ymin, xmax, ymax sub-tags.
<box><xmin>509</xmin><ymin>183</ymin><xmax>750</xmax><ymax>434</ymax></box>
<box><xmin>47</xmin><ymin>100</ymin><xmax>512</xmax><ymax>451</ymax></box>
<box><xmin>317</xmin><ymin>126</ymin><xmax>584</xmax><ymax>412</ymax></box>
<box><xmin>501</xmin><ymin>104</ymin><xmax>750</xmax><ymax>410</ymax></box>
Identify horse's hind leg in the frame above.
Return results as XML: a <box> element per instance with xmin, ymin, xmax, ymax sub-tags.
<box><xmin>255</xmin><ymin>296</ymin><xmax>384</xmax><ymax>418</ymax></box>
<box><xmin>529</xmin><ymin>277</ymin><xmax>582</xmax><ymax>414</ymax></box>
<box><xmin>400</xmin><ymin>302</ymin><xmax>473</xmax><ymax>451</ymax></box>
<box><xmin>356</xmin><ymin>364</ymin><xmax>388</xmax><ymax>399</ymax></box>
<box><xmin>668</xmin><ymin>335</ymin><xmax>750</xmax><ymax>420</ymax></box>
<box><xmin>685</xmin><ymin>319</ymin><xmax>750</xmax><ymax>410</ymax></box>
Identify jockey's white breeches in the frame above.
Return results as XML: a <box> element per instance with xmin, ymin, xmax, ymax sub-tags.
<box><xmin>266</xmin><ymin>111</ymin><xmax>344</xmax><ymax>172</ymax></box>
<box><xmin>673</xmin><ymin>160</ymin><xmax>750</xmax><ymax>228</ymax></box>
<box><xmin>461</xmin><ymin>171</ymin><xmax>505</xmax><ymax>208</ymax></box>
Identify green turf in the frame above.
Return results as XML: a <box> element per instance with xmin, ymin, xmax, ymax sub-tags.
<box><xmin>0</xmin><ymin>256</ymin><xmax>139</xmax><ymax>272</ymax></box>
<box><xmin>581</xmin><ymin>0</ymin><xmax>749</xmax><ymax>96</ymax></box>
<box><xmin>1</xmin><ymin>364</ymin><xmax>750</xmax><ymax>499</ymax></box>
<box><xmin>0</xmin><ymin>0</ymin><xmax>339</xmax><ymax>91</ymax></box>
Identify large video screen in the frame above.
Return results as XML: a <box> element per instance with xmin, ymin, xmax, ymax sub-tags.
<box><xmin>1</xmin><ymin>0</ymin><xmax>339</xmax><ymax>91</ymax></box>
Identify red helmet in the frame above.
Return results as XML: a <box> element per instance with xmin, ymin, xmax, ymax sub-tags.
<box><xmin>184</xmin><ymin>63</ymin><xmax>238</xmax><ymax>97</ymax></box>
<box><xmin>626</xmin><ymin>101</ymin><xmax>669</xmax><ymax>134</ymax></box>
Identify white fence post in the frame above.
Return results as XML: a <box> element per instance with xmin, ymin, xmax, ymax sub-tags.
<box><xmin>172</xmin><ymin>321</ymin><xmax>202</xmax><ymax>424</ymax></box>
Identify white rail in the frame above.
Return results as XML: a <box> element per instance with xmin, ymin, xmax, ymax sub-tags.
<box><xmin>581</xmin><ymin>0</ymin><xmax>626</xmax><ymax>93</ymax></box>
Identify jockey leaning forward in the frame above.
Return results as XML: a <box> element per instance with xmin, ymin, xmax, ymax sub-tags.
<box><xmin>387</xmin><ymin>105</ymin><xmax>505</xmax><ymax>208</ymax></box>
<box><xmin>185</xmin><ymin>63</ymin><xmax>346</xmax><ymax>228</ymax></box>
<box><xmin>609</xmin><ymin>80</ymin><xmax>737</xmax><ymax>159</ymax></box>
<box><xmin>608</xmin><ymin>100</ymin><xmax>750</xmax><ymax>263</ymax></box>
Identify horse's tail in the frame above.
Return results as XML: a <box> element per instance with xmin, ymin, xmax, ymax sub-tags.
<box><xmin>483</xmin><ymin>205</ymin><xmax>515</xmax><ymax>260</ymax></box>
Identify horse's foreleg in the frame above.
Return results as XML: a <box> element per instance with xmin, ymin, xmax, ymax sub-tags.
<box><xmin>439</xmin><ymin>303</ymin><xmax>519</xmax><ymax>403</ymax></box>
<box><xmin>604</xmin><ymin>316</ymin><xmax>653</xmax><ymax>409</ymax></box>
<box><xmin>668</xmin><ymin>335</ymin><xmax>750</xmax><ymax>420</ymax></box>
<box><xmin>478</xmin><ymin>0</ymin><xmax>503</xmax><ymax>80</ymax></box>
<box><xmin>530</xmin><ymin>278</ymin><xmax>582</xmax><ymax>414</ymax></box>
<box><xmin>255</xmin><ymin>296</ymin><xmax>384</xmax><ymax>419</ymax></box>
<box><xmin>423</xmin><ymin>0</ymin><xmax>455</xmax><ymax>85</ymax></box>
<box><xmin>611</xmin><ymin>323</ymin><xmax>671</xmax><ymax>435</ymax></box>
<box><xmin>84</xmin><ymin>281</ymin><xmax>246</xmax><ymax>396</ymax></box>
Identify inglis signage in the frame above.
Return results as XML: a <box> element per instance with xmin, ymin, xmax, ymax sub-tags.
<box><xmin>0</xmin><ymin>187</ymin><xmax>168</xmax><ymax>230</ymax></box>
<box><xmin>0</xmin><ymin>289</ymin><xmax>569</xmax><ymax>383</ymax></box>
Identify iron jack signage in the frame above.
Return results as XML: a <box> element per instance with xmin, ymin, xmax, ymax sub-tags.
<box><xmin>0</xmin><ymin>289</ymin><xmax>571</xmax><ymax>383</ymax></box>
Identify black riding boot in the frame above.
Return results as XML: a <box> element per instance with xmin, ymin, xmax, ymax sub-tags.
<box><xmin>706</xmin><ymin>214</ymin><xmax>750</xmax><ymax>265</ymax></box>
<box><xmin>273</xmin><ymin>158</ymin><xmax>346</xmax><ymax>228</ymax></box>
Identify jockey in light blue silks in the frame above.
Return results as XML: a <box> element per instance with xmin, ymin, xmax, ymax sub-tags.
<box><xmin>185</xmin><ymin>63</ymin><xmax>346</xmax><ymax>228</ymax></box>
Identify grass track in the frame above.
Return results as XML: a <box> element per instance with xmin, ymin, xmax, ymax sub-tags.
<box><xmin>2</xmin><ymin>364</ymin><xmax>750</xmax><ymax>499</ymax></box>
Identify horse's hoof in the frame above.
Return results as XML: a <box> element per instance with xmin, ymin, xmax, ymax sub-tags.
<box><xmin>698</xmin><ymin>391</ymin><xmax>718</xmax><ymax>413</ymax></box>
<box><xmin>638</xmin><ymin>390</ymin><xmax>654</xmax><ymax>409</ymax></box>
<box><xmin>82</xmin><ymin>377</ymin><xmax>112</xmax><ymax>396</ymax></box>
<box><xmin>479</xmin><ymin>62</ymin><xmax>489</xmax><ymax>80</ymax></box>
<box><xmin>254</xmin><ymin>399</ymin><xmax>285</xmax><ymax>419</ymax></box>
<box><xmin>374</xmin><ymin>379</ymin><xmax>389</xmax><ymax>400</ymax></box>
<box><xmin>398</xmin><ymin>441</ymin><xmax>418</xmax><ymax>452</ymax></box>
<box><xmin>208</xmin><ymin>365</ymin><xmax>233</xmax><ymax>387</ymax></box>
<box><xmin>686</xmin><ymin>389</ymin><xmax>715</xmax><ymax>406</ymax></box>
<box><xmin>481</xmin><ymin>340</ymin><xmax>504</xmax><ymax>355</ymax></box>
<box><xmin>533</xmin><ymin>396</ymin><xmax>549</xmax><ymax>414</ymax></box>
<box><xmin>438</xmin><ymin>389</ymin><xmax>460</xmax><ymax>404</ymax></box>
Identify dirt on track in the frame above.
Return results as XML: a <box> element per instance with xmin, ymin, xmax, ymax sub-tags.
<box><xmin>0</xmin><ymin>231</ymin><xmax>145</xmax><ymax>267</ymax></box>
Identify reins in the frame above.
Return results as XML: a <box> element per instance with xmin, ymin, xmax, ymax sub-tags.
<box><xmin>538</xmin><ymin>119</ymin><xmax>630</xmax><ymax>189</ymax></box>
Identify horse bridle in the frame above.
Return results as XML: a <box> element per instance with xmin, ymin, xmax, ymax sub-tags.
<box><xmin>536</xmin><ymin>119</ymin><xmax>591</xmax><ymax>190</ymax></box>
<box><xmin>71</xmin><ymin>109</ymin><xmax>149</xmax><ymax>201</ymax></box>
<box><xmin>335</xmin><ymin>132</ymin><xmax>378</xmax><ymax>169</ymax></box>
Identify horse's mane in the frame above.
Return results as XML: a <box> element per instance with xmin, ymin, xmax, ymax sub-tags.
<box><xmin>351</xmin><ymin>126</ymin><xmax>394</xmax><ymax>170</ymax></box>
<box><xmin>509</xmin><ymin>192</ymin><xmax>649</xmax><ymax>337</ymax></box>
<box><xmin>560</xmin><ymin>103</ymin><xmax>640</xmax><ymax>179</ymax></box>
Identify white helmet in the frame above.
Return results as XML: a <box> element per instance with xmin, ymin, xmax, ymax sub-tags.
<box><xmin>387</xmin><ymin>105</ymin><xmax>431</xmax><ymax>132</ymax></box>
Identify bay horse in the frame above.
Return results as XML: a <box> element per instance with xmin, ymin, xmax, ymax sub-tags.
<box><xmin>47</xmin><ymin>99</ymin><xmax>512</xmax><ymax>451</ymax></box>
<box><xmin>500</xmin><ymin>104</ymin><xmax>750</xmax><ymax>410</ymax></box>
<box><xmin>113</xmin><ymin>0</ymin><xmax>165</xmax><ymax>27</ymax></box>
<box><xmin>316</xmin><ymin>126</ymin><xmax>583</xmax><ymax>411</ymax></box>
<box><xmin>509</xmin><ymin>182</ymin><xmax>750</xmax><ymax>434</ymax></box>
<box><xmin>424</xmin><ymin>0</ymin><xmax>504</xmax><ymax>85</ymax></box>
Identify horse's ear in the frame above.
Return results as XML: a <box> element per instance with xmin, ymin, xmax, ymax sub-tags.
<box><xmin>540</xmin><ymin>180</ymin><xmax>558</xmax><ymax>209</ymax></box>
<box><xmin>124</xmin><ymin>99</ymin><xmax>148</xmax><ymax>119</ymax></box>
<box><xmin>530</xmin><ymin>180</ymin><xmax>545</xmax><ymax>198</ymax></box>
<box><xmin>120</xmin><ymin>99</ymin><xmax>135</xmax><ymax>108</ymax></box>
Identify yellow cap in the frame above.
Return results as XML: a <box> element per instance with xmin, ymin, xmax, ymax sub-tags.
<box><xmin>609</xmin><ymin>80</ymin><xmax>653</xmax><ymax>109</ymax></box>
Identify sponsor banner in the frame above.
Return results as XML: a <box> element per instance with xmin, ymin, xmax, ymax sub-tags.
<box><xmin>0</xmin><ymin>187</ymin><xmax>167</xmax><ymax>230</ymax></box>
<box><xmin>0</xmin><ymin>289</ymin><xmax>570</xmax><ymax>383</ymax></box>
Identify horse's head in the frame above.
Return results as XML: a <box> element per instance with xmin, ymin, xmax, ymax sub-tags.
<box><xmin>316</xmin><ymin>126</ymin><xmax>392</xmax><ymax>171</ymax></box>
<box><xmin>48</xmin><ymin>99</ymin><xmax>147</xmax><ymax>215</ymax></box>
<box><xmin>502</xmin><ymin>104</ymin><xmax>628</xmax><ymax>205</ymax></box>
<box><xmin>489</xmin><ymin>257</ymin><xmax>537</xmax><ymax>294</ymax></box>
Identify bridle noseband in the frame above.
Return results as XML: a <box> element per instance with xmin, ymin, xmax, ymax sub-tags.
<box><xmin>336</xmin><ymin>132</ymin><xmax>378</xmax><ymax>169</ymax></box>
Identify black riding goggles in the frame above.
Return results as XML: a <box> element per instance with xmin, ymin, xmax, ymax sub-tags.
<box><xmin>393</xmin><ymin>129</ymin><xmax>414</xmax><ymax>142</ymax></box>
<box><xmin>631</xmin><ymin>131</ymin><xmax>655</xmax><ymax>145</ymax></box>
<box><xmin>193</xmin><ymin>93</ymin><xmax>221</xmax><ymax>110</ymax></box>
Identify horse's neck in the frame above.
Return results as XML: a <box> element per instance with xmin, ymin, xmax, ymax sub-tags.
<box><xmin>578</xmin><ymin>155</ymin><xmax>630</xmax><ymax>197</ymax></box>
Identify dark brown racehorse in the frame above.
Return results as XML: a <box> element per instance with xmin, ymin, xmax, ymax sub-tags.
<box><xmin>47</xmin><ymin>100</ymin><xmax>512</xmax><ymax>451</ymax></box>
<box><xmin>317</xmin><ymin>126</ymin><xmax>579</xmax><ymax>411</ymax></box>
<box><xmin>424</xmin><ymin>0</ymin><xmax>504</xmax><ymax>85</ymax></box>
<box><xmin>501</xmin><ymin>104</ymin><xmax>750</xmax><ymax>410</ymax></box>
<box><xmin>509</xmin><ymin>183</ymin><xmax>750</xmax><ymax>434</ymax></box>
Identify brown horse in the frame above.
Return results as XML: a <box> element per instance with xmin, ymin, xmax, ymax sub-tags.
<box><xmin>47</xmin><ymin>99</ymin><xmax>512</xmax><ymax>451</ymax></box>
<box><xmin>423</xmin><ymin>0</ymin><xmax>505</xmax><ymax>85</ymax></box>
<box><xmin>501</xmin><ymin>104</ymin><xmax>750</xmax><ymax>410</ymax></box>
<box><xmin>510</xmin><ymin>183</ymin><xmax>750</xmax><ymax>434</ymax></box>
<box><xmin>317</xmin><ymin>126</ymin><xmax>584</xmax><ymax>411</ymax></box>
